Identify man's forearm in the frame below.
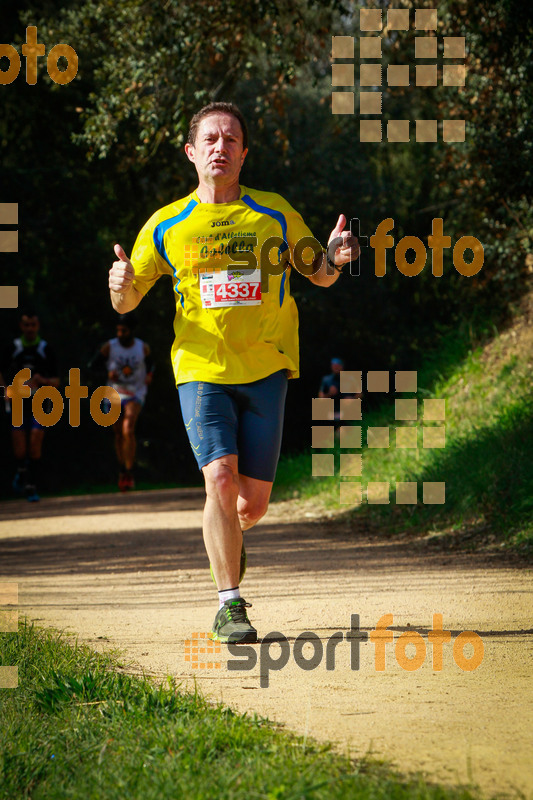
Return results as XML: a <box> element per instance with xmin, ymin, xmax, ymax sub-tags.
<box><xmin>110</xmin><ymin>286</ymin><xmax>143</xmax><ymax>313</ymax></box>
<box><xmin>308</xmin><ymin>253</ymin><xmax>342</xmax><ymax>287</ymax></box>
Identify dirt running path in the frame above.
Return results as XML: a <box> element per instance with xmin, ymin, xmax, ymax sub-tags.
<box><xmin>1</xmin><ymin>489</ymin><xmax>532</xmax><ymax>798</ymax></box>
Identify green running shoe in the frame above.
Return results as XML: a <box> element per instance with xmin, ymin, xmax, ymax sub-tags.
<box><xmin>210</xmin><ymin>541</ymin><xmax>247</xmax><ymax>585</ymax></box>
<box><xmin>211</xmin><ymin>598</ymin><xmax>257</xmax><ymax>644</ymax></box>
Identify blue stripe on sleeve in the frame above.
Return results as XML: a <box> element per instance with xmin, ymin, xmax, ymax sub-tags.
<box><xmin>241</xmin><ymin>194</ymin><xmax>290</xmax><ymax>307</ymax></box>
<box><xmin>153</xmin><ymin>198</ymin><xmax>198</xmax><ymax>307</ymax></box>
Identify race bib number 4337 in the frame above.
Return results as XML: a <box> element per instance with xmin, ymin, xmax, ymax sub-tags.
<box><xmin>200</xmin><ymin>268</ymin><xmax>262</xmax><ymax>308</ymax></box>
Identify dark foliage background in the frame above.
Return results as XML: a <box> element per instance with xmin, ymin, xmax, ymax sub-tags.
<box><xmin>1</xmin><ymin>0</ymin><xmax>531</xmax><ymax>494</ymax></box>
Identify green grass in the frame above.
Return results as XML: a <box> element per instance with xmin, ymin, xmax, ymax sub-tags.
<box><xmin>273</xmin><ymin>314</ymin><xmax>533</xmax><ymax>553</ymax></box>
<box><xmin>0</xmin><ymin>622</ymin><xmax>487</xmax><ymax>800</ymax></box>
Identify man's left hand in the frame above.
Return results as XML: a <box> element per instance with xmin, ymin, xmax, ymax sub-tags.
<box><xmin>328</xmin><ymin>214</ymin><xmax>360</xmax><ymax>268</ymax></box>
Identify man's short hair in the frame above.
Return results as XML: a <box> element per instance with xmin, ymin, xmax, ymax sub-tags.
<box><xmin>117</xmin><ymin>312</ymin><xmax>137</xmax><ymax>330</ymax></box>
<box><xmin>20</xmin><ymin>308</ymin><xmax>38</xmax><ymax>320</ymax></box>
<box><xmin>188</xmin><ymin>102</ymin><xmax>248</xmax><ymax>150</ymax></box>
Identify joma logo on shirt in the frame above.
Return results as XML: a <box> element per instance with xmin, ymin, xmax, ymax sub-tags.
<box><xmin>210</xmin><ymin>220</ymin><xmax>235</xmax><ymax>227</ymax></box>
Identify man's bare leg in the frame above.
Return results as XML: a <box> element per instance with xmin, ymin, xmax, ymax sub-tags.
<box><xmin>121</xmin><ymin>400</ymin><xmax>141</xmax><ymax>471</ymax></box>
<box><xmin>12</xmin><ymin>429</ymin><xmax>26</xmax><ymax>461</ymax></box>
<box><xmin>113</xmin><ymin>417</ymin><xmax>124</xmax><ymax>466</ymax></box>
<box><xmin>204</xmin><ymin>455</ymin><xmax>273</xmax><ymax>644</ymax></box>
<box><xmin>202</xmin><ymin>455</ymin><xmax>242</xmax><ymax>590</ymax></box>
<box><xmin>26</xmin><ymin>427</ymin><xmax>45</xmax><ymax>498</ymax></box>
<box><xmin>237</xmin><ymin>474</ymin><xmax>273</xmax><ymax>531</ymax></box>
<box><xmin>203</xmin><ymin>456</ymin><xmax>273</xmax><ymax>588</ymax></box>
<box><xmin>29</xmin><ymin>428</ymin><xmax>45</xmax><ymax>460</ymax></box>
<box><xmin>11</xmin><ymin>429</ymin><xmax>28</xmax><ymax>493</ymax></box>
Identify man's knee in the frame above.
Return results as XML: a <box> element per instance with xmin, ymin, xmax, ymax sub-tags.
<box><xmin>238</xmin><ymin>495</ymin><xmax>269</xmax><ymax>529</ymax></box>
<box><xmin>29</xmin><ymin>430</ymin><xmax>44</xmax><ymax>459</ymax></box>
<box><xmin>12</xmin><ymin>430</ymin><xmax>27</xmax><ymax>460</ymax></box>
<box><xmin>204</xmin><ymin>460</ymin><xmax>239</xmax><ymax>504</ymax></box>
<box><xmin>122</xmin><ymin>417</ymin><xmax>136</xmax><ymax>436</ymax></box>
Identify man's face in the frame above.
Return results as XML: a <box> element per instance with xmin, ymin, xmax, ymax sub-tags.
<box><xmin>116</xmin><ymin>324</ymin><xmax>133</xmax><ymax>345</ymax></box>
<box><xmin>331</xmin><ymin>361</ymin><xmax>343</xmax><ymax>374</ymax></box>
<box><xmin>20</xmin><ymin>315</ymin><xmax>39</xmax><ymax>341</ymax></box>
<box><xmin>185</xmin><ymin>112</ymin><xmax>247</xmax><ymax>187</ymax></box>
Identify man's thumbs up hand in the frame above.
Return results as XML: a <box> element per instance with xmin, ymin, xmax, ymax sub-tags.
<box><xmin>109</xmin><ymin>243</ymin><xmax>135</xmax><ymax>294</ymax></box>
<box><xmin>327</xmin><ymin>214</ymin><xmax>360</xmax><ymax>269</ymax></box>
<box><xmin>329</xmin><ymin>214</ymin><xmax>347</xmax><ymax>241</ymax></box>
<box><xmin>113</xmin><ymin>243</ymin><xmax>130</xmax><ymax>263</ymax></box>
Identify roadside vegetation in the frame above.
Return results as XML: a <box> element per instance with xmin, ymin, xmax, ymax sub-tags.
<box><xmin>0</xmin><ymin>622</ymin><xmax>486</xmax><ymax>800</ymax></box>
<box><xmin>274</xmin><ymin>296</ymin><xmax>533</xmax><ymax>554</ymax></box>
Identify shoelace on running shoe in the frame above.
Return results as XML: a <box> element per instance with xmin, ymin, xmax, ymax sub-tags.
<box><xmin>225</xmin><ymin>600</ymin><xmax>252</xmax><ymax>622</ymax></box>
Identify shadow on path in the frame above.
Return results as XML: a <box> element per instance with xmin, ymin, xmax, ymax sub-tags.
<box><xmin>0</xmin><ymin>489</ymin><xmax>525</xmax><ymax>578</ymax></box>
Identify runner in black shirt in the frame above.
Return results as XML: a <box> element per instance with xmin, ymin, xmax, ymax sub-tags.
<box><xmin>0</xmin><ymin>311</ymin><xmax>59</xmax><ymax>501</ymax></box>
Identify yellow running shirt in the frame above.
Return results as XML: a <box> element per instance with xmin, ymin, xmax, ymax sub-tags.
<box><xmin>130</xmin><ymin>185</ymin><xmax>323</xmax><ymax>385</ymax></box>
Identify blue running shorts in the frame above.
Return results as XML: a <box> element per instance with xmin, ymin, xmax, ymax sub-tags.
<box><xmin>9</xmin><ymin>398</ymin><xmax>44</xmax><ymax>431</ymax></box>
<box><xmin>101</xmin><ymin>395</ymin><xmax>144</xmax><ymax>414</ymax></box>
<box><xmin>178</xmin><ymin>370</ymin><xmax>288</xmax><ymax>482</ymax></box>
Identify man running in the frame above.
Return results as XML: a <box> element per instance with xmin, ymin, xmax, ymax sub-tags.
<box><xmin>319</xmin><ymin>357</ymin><xmax>344</xmax><ymax>399</ymax></box>
<box><xmin>0</xmin><ymin>310</ymin><xmax>59</xmax><ymax>502</ymax></box>
<box><xmin>108</xmin><ymin>102</ymin><xmax>359</xmax><ymax>643</ymax></box>
<box><xmin>91</xmin><ymin>314</ymin><xmax>153</xmax><ymax>491</ymax></box>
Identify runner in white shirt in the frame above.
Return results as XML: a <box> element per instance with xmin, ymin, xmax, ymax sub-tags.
<box><xmin>94</xmin><ymin>314</ymin><xmax>153</xmax><ymax>491</ymax></box>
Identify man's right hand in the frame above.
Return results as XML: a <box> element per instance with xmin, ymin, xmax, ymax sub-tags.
<box><xmin>109</xmin><ymin>244</ymin><xmax>135</xmax><ymax>293</ymax></box>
